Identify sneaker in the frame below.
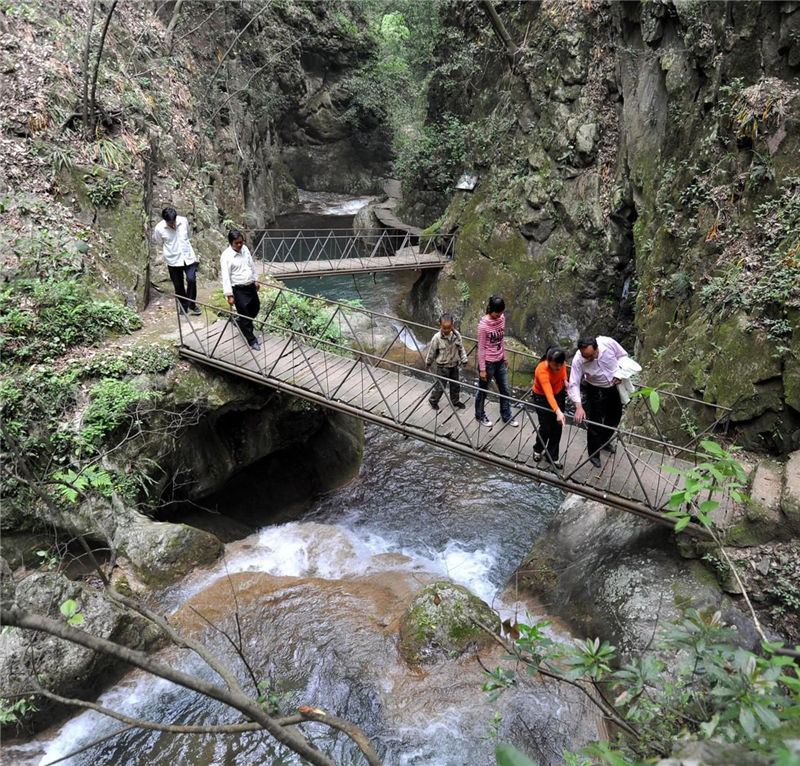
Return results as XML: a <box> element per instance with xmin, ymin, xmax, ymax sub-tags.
<box><xmin>532</xmin><ymin>451</ymin><xmax>542</xmax><ymax>462</ymax></box>
<box><xmin>504</xmin><ymin>419</ymin><xmax>519</xmax><ymax>428</ymax></box>
<box><xmin>551</xmin><ymin>460</ymin><xmax>563</xmax><ymax>470</ymax></box>
<box><xmin>190</xmin><ymin>307</ymin><xmax>202</xmax><ymax>316</ymax></box>
<box><xmin>589</xmin><ymin>455</ymin><xmax>602</xmax><ymax>468</ymax></box>
<box><xmin>453</xmin><ymin>401</ymin><xmax>466</xmax><ymax>409</ymax></box>
<box><xmin>429</xmin><ymin>401</ymin><xmax>440</xmax><ymax>411</ymax></box>
<box><xmin>249</xmin><ymin>340</ymin><xmax>261</xmax><ymax>350</ymax></box>
<box><xmin>477</xmin><ymin>414</ymin><xmax>493</xmax><ymax>427</ymax></box>
<box><xmin>602</xmin><ymin>442</ymin><xmax>617</xmax><ymax>454</ymax></box>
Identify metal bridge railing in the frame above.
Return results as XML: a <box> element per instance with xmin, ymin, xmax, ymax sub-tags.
<box><xmin>250</xmin><ymin>228</ymin><xmax>456</xmax><ymax>272</ymax></box>
<box><xmin>175</xmin><ymin>286</ymin><xmax>735</xmax><ymax>530</ymax></box>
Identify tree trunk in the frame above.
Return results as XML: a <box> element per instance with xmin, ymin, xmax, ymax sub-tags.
<box><xmin>81</xmin><ymin>0</ymin><xmax>98</xmax><ymax>136</ymax></box>
<box><xmin>88</xmin><ymin>0</ymin><xmax>120</xmax><ymax>135</ymax></box>
<box><xmin>479</xmin><ymin>0</ymin><xmax>519</xmax><ymax>67</ymax></box>
<box><xmin>164</xmin><ymin>0</ymin><xmax>183</xmax><ymax>53</ymax></box>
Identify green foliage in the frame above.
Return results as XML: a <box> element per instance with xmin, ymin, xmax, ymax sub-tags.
<box><xmin>395</xmin><ymin>113</ymin><xmax>470</xmax><ymax>197</ymax></box>
<box><xmin>257</xmin><ymin>678</ymin><xmax>290</xmax><ymax>716</ymax></box>
<box><xmin>79</xmin><ymin>379</ymin><xmax>155</xmax><ymax>454</ymax></box>
<box><xmin>662</xmin><ymin>439</ymin><xmax>748</xmax><ymax>531</ymax></box>
<box><xmin>84</xmin><ymin>169</ymin><xmax>129</xmax><ymax>207</ymax></box>
<box><xmin>629</xmin><ymin>386</ymin><xmax>660</xmax><ymax>414</ymax></box>
<box><xmin>495</xmin><ymin>743</ymin><xmax>538</xmax><ymax>766</ymax></box>
<box><xmin>0</xmin><ymin>279</ymin><xmax>142</xmax><ymax>367</ymax></box>
<box><xmin>59</xmin><ymin>599</ymin><xmax>84</xmax><ymax>627</ymax></box>
<box><xmin>52</xmin><ymin>465</ymin><xmax>113</xmax><ymax>503</ymax></box>
<box><xmin>35</xmin><ymin>549</ymin><xmax>60</xmax><ymax>570</ymax></box>
<box><xmin>0</xmin><ymin>696</ymin><xmax>38</xmax><ymax>726</ymax></box>
<box><xmin>489</xmin><ymin>609</ymin><xmax>800</xmax><ymax>765</ymax></box>
<box><xmin>72</xmin><ymin>346</ymin><xmax>174</xmax><ymax>378</ymax></box>
<box><xmin>261</xmin><ymin>290</ymin><xmax>346</xmax><ymax>350</ymax></box>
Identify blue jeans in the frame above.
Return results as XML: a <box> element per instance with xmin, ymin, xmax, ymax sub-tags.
<box><xmin>475</xmin><ymin>359</ymin><xmax>512</xmax><ymax>422</ymax></box>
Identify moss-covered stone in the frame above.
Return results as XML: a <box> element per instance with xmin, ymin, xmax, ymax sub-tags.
<box><xmin>398</xmin><ymin>580</ymin><xmax>500</xmax><ymax>665</ymax></box>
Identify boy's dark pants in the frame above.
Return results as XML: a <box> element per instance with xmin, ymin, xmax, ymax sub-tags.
<box><xmin>429</xmin><ymin>364</ymin><xmax>461</xmax><ymax>405</ymax></box>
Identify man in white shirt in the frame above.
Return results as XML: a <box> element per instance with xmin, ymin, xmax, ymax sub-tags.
<box><xmin>568</xmin><ymin>335</ymin><xmax>628</xmax><ymax>468</ymax></box>
<box><xmin>152</xmin><ymin>207</ymin><xmax>200</xmax><ymax>315</ymax></box>
<box><xmin>220</xmin><ymin>229</ymin><xmax>261</xmax><ymax>350</ymax></box>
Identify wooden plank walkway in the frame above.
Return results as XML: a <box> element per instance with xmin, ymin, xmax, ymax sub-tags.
<box><xmin>262</xmin><ymin>246</ymin><xmax>447</xmax><ymax>279</ymax></box>
<box><xmin>179</xmin><ymin>319</ymin><xmax>722</xmax><ymax>535</ymax></box>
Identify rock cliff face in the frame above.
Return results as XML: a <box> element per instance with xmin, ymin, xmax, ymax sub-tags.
<box><xmin>0</xmin><ymin>1</ymin><xmax>390</xmax><ymax>311</ymax></box>
<box><xmin>415</xmin><ymin>0</ymin><xmax>800</xmax><ymax>452</ymax></box>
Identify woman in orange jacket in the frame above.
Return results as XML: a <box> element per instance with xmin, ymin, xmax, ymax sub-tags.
<box><xmin>532</xmin><ymin>346</ymin><xmax>568</xmax><ymax>469</ymax></box>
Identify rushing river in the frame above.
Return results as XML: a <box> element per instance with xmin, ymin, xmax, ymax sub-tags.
<box><xmin>19</xmin><ymin>194</ymin><xmax>599</xmax><ymax>766</ymax></box>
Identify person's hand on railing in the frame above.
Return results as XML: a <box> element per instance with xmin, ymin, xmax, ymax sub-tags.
<box><xmin>573</xmin><ymin>403</ymin><xmax>587</xmax><ymax>424</ymax></box>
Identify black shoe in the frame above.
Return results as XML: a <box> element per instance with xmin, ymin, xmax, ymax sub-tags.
<box><xmin>190</xmin><ymin>307</ymin><xmax>202</xmax><ymax>316</ymax></box>
<box><xmin>249</xmin><ymin>340</ymin><xmax>261</xmax><ymax>350</ymax></box>
<box><xmin>551</xmin><ymin>460</ymin><xmax>563</xmax><ymax>470</ymax></box>
<box><xmin>589</xmin><ymin>455</ymin><xmax>602</xmax><ymax>468</ymax></box>
<box><xmin>453</xmin><ymin>401</ymin><xmax>466</xmax><ymax>409</ymax></box>
<box><xmin>429</xmin><ymin>401</ymin><xmax>439</xmax><ymax>411</ymax></box>
<box><xmin>532</xmin><ymin>451</ymin><xmax>542</xmax><ymax>462</ymax></box>
<box><xmin>602</xmin><ymin>443</ymin><xmax>616</xmax><ymax>454</ymax></box>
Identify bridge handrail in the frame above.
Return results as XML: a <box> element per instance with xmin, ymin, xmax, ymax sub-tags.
<box><xmin>180</xmin><ymin>294</ymin><xmax>724</xmax><ymax>464</ymax></box>
<box><xmin>257</xmin><ymin>284</ymin><xmax>733</xmax><ymax>414</ymax></box>
<box><xmin>252</xmin><ymin>228</ymin><xmax>457</xmax><ymax>265</ymax></box>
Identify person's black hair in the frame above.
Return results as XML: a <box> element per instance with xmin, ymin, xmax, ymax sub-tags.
<box><xmin>577</xmin><ymin>336</ymin><xmax>598</xmax><ymax>351</ymax></box>
<box><xmin>162</xmin><ymin>207</ymin><xmax>177</xmax><ymax>223</ymax></box>
<box><xmin>541</xmin><ymin>346</ymin><xmax>566</xmax><ymax>365</ymax></box>
<box><xmin>228</xmin><ymin>229</ymin><xmax>244</xmax><ymax>244</ymax></box>
<box><xmin>439</xmin><ymin>312</ymin><xmax>454</xmax><ymax>325</ymax></box>
<box><xmin>486</xmin><ymin>295</ymin><xmax>505</xmax><ymax>314</ymax></box>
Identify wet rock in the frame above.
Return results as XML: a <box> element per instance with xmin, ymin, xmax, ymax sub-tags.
<box><xmin>117</xmin><ymin>520</ymin><xmax>223</xmax><ymax>586</ymax></box>
<box><xmin>782</xmin><ymin>450</ymin><xmax>800</xmax><ymax>525</ymax></box>
<box><xmin>0</xmin><ymin>571</ymin><xmax>161</xmax><ymax>732</ymax></box>
<box><xmin>513</xmin><ymin>494</ymin><xmax>762</xmax><ymax>659</ymax></box>
<box><xmin>398</xmin><ymin>580</ymin><xmax>500</xmax><ymax>665</ymax></box>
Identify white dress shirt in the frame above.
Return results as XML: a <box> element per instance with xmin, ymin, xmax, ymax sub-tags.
<box><xmin>220</xmin><ymin>244</ymin><xmax>257</xmax><ymax>296</ymax></box>
<box><xmin>568</xmin><ymin>336</ymin><xmax>628</xmax><ymax>403</ymax></box>
<box><xmin>152</xmin><ymin>216</ymin><xmax>197</xmax><ymax>267</ymax></box>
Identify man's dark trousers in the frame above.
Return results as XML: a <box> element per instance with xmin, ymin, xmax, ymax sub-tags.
<box><xmin>168</xmin><ymin>263</ymin><xmax>197</xmax><ymax>311</ymax></box>
<box><xmin>232</xmin><ymin>283</ymin><xmax>260</xmax><ymax>345</ymax></box>
<box><xmin>583</xmin><ymin>382</ymin><xmax>623</xmax><ymax>456</ymax></box>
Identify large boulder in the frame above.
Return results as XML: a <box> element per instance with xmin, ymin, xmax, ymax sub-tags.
<box><xmin>398</xmin><ymin>580</ymin><xmax>501</xmax><ymax>665</ymax></box>
<box><xmin>0</xmin><ymin>570</ymin><xmax>162</xmax><ymax>732</ymax></box>
<box><xmin>514</xmin><ymin>494</ymin><xmax>761</xmax><ymax>658</ymax></box>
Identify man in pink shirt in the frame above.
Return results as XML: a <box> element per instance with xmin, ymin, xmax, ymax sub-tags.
<box><xmin>568</xmin><ymin>335</ymin><xmax>628</xmax><ymax>467</ymax></box>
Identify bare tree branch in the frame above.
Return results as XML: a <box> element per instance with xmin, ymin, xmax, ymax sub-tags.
<box><xmin>479</xmin><ymin>0</ymin><xmax>520</xmax><ymax>67</ymax></box>
<box><xmin>2</xmin><ymin>606</ymin><xmax>341</xmax><ymax>766</ymax></box>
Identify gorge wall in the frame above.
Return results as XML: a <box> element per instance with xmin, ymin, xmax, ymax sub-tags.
<box><xmin>410</xmin><ymin>0</ymin><xmax>800</xmax><ymax>453</ymax></box>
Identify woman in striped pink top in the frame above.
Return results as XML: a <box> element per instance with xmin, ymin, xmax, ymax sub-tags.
<box><xmin>474</xmin><ymin>295</ymin><xmax>518</xmax><ymax>428</ymax></box>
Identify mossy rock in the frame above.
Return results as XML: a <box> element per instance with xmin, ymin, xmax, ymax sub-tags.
<box><xmin>118</xmin><ymin>520</ymin><xmax>223</xmax><ymax>586</ymax></box>
<box><xmin>398</xmin><ymin>580</ymin><xmax>500</xmax><ymax>665</ymax></box>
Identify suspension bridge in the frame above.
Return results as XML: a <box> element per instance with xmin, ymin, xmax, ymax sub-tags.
<box><xmin>176</xmin><ymin>286</ymin><xmax>737</xmax><ymax>536</ymax></box>
<box><xmin>251</xmin><ymin>228</ymin><xmax>456</xmax><ymax>279</ymax></box>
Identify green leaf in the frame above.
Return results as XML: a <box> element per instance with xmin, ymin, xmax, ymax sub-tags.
<box><xmin>649</xmin><ymin>389</ymin><xmax>660</xmax><ymax>413</ymax></box>
<box><xmin>700</xmin><ymin>440</ymin><xmax>725</xmax><ymax>456</ymax></box>
<box><xmin>60</xmin><ymin>599</ymin><xmax>78</xmax><ymax>618</ymax></box>
<box><xmin>752</xmin><ymin>702</ymin><xmax>781</xmax><ymax>730</ymax></box>
<box><xmin>699</xmin><ymin>500</ymin><xmax>719</xmax><ymax>513</ymax></box>
<box><xmin>495</xmin><ymin>743</ymin><xmax>540</xmax><ymax>766</ymax></box>
<box><xmin>67</xmin><ymin>613</ymin><xmax>84</xmax><ymax>626</ymax></box>
<box><xmin>674</xmin><ymin>515</ymin><xmax>691</xmax><ymax>531</ymax></box>
<box><xmin>739</xmin><ymin>705</ymin><xmax>758</xmax><ymax>737</ymax></box>
<box><xmin>699</xmin><ymin>712</ymin><xmax>719</xmax><ymax>738</ymax></box>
